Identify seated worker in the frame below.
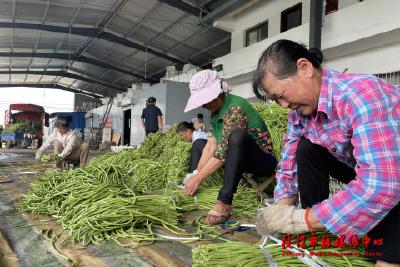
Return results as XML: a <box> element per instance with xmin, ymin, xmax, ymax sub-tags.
<box><xmin>177</xmin><ymin>121</ymin><xmax>209</xmax><ymax>173</ymax></box>
<box><xmin>183</xmin><ymin>69</ymin><xmax>277</xmax><ymax>225</ymax></box>
<box><xmin>35</xmin><ymin>117</ymin><xmax>89</xmax><ymax>170</ymax></box>
<box><xmin>253</xmin><ymin>39</ymin><xmax>400</xmax><ymax>266</ymax></box>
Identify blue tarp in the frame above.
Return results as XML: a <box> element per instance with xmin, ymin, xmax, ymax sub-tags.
<box><xmin>52</xmin><ymin>112</ymin><xmax>85</xmax><ymax>129</ymax></box>
<box><xmin>0</xmin><ymin>132</ymin><xmax>24</xmax><ymax>142</ymax></box>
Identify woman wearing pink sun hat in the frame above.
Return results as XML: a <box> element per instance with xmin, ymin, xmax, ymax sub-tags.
<box><xmin>183</xmin><ymin>69</ymin><xmax>277</xmax><ymax>225</ymax></box>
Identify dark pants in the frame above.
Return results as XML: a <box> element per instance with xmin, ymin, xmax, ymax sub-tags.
<box><xmin>297</xmin><ymin>137</ymin><xmax>400</xmax><ymax>263</ymax></box>
<box><xmin>145</xmin><ymin>129</ymin><xmax>158</xmax><ymax>136</ymax></box>
<box><xmin>217</xmin><ymin>129</ymin><xmax>277</xmax><ymax>205</ymax></box>
<box><xmin>188</xmin><ymin>139</ymin><xmax>207</xmax><ymax>173</ymax></box>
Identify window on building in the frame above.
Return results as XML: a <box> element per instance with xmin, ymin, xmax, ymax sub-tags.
<box><xmin>325</xmin><ymin>0</ymin><xmax>338</xmax><ymax>14</ymax></box>
<box><xmin>281</xmin><ymin>3</ymin><xmax>302</xmax><ymax>33</ymax></box>
<box><xmin>245</xmin><ymin>21</ymin><xmax>268</xmax><ymax>47</ymax></box>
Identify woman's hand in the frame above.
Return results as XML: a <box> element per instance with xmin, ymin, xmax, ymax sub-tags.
<box><xmin>184</xmin><ymin>174</ymin><xmax>202</xmax><ymax>196</ymax></box>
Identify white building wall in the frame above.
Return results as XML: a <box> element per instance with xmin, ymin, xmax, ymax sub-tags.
<box><xmin>213</xmin><ymin>0</ymin><xmax>400</xmax><ymax>96</ymax></box>
<box><xmin>221</xmin><ymin>0</ymin><xmax>310</xmax><ymax>52</ymax></box>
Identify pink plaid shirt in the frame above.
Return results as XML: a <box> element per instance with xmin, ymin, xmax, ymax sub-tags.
<box><xmin>274</xmin><ymin>69</ymin><xmax>400</xmax><ymax>236</ymax></box>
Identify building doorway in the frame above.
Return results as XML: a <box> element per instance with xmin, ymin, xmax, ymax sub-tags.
<box><xmin>123</xmin><ymin>109</ymin><xmax>131</xmax><ymax>145</ymax></box>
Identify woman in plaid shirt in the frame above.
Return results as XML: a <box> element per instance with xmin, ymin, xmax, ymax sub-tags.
<box><xmin>254</xmin><ymin>39</ymin><xmax>400</xmax><ymax>266</ymax></box>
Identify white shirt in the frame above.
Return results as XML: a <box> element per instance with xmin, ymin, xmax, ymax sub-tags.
<box><xmin>37</xmin><ymin>128</ymin><xmax>82</xmax><ymax>159</ymax></box>
<box><xmin>192</xmin><ymin>130</ymin><xmax>209</xmax><ymax>143</ymax></box>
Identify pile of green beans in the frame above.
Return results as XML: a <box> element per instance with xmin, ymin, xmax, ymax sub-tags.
<box><xmin>18</xmin><ymin>170</ymin><xmax>182</xmax><ymax>246</ymax></box>
<box><xmin>192</xmin><ymin>242</ymin><xmax>269</xmax><ymax>266</ymax></box>
<box><xmin>167</xmin><ymin>185</ymin><xmax>263</xmax><ymax>217</ymax></box>
<box><xmin>89</xmin><ymin>148</ymin><xmax>140</xmax><ymax>167</ymax></box>
<box><xmin>192</xmin><ymin>230</ymin><xmax>374</xmax><ymax>267</ymax></box>
<box><xmin>128</xmin><ymin>159</ymin><xmax>167</xmax><ymax>191</ymax></box>
<box><xmin>285</xmin><ymin>231</ymin><xmax>374</xmax><ymax>267</ymax></box>
<box><xmin>253</xmin><ymin>102</ymin><xmax>289</xmax><ymax>160</ymax></box>
<box><xmin>58</xmin><ymin>187</ymin><xmax>180</xmax><ymax>245</ymax></box>
<box><xmin>164</xmin><ymin>141</ymin><xmax>192</xmax><ymax>184</ymax></box>
<box><xmin>137</xmin><ymin>132</ymin><xmax>165</xmax><ymax>160</ymax></box>
<box><xmin>201</xmin><ymin>169</ymin><xmax>224</xmax><ymax>188</ymax></box>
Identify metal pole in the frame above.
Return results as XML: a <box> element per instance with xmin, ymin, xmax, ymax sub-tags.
<box><xmin>309</xmin><ymin>0</ymin><xmax>323</xmax><ymax>49</ymax></box>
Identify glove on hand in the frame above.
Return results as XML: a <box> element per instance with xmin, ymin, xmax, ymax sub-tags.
<box><xmin>183</xmin><ymin>172</ymin><xmax>196</xmax><ymax>185</ymax></box>
<box><xmin>256</xmin><ymin>205</ymin><xmax>309</xmax><ymax>236</ymax></box>
<box><xmin>35</xmin><ymin>151</ymin><xmax>42</xmax><ymax>161</ymax></box>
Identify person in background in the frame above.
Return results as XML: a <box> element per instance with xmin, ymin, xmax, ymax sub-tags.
<box><xmin>192</xmin><ymin>113</ymin><xmax>205</xmax><ymax>131</ymax></box>
<box><xmin>253</xmin><ymin>39</ymin><xmax>400</xmax><ymax>267</ymax></box>
<box><xmin>35</xmin><ymin>117</ymin><xmax>89</xmax><ymax>170</ymax></box>
<box><xmin>183</xmin><ymin>70</ymin><xmax>277</xmax><ymax>225</ymax></box>
<box><xmin>177</xmin><ymin>121</ymin><xmax>209</xmax><ymax>174</ymax></box>
<box><xmin>141</xmin><ymin>97</ymin><xmax>163</xmax><ymax>136</ymax></box>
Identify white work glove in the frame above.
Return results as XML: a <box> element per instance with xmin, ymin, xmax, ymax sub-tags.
<box><xmin>256</xmin><ymin>205</ymin><xmax>309</xmax><ymax>236</ymax></box>
<box><xmin>183</xmin><ymin>170</ymin><xmax>198</xmax><ymax>185</ymax></box>
<box><xmin>35</xmin><ymin>151</ymin><xmax>42</xmax><ymax>161</ymax></box>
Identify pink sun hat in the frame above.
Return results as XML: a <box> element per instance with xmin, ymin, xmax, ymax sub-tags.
<box><xmin>184</xmin><ymin>70</ymin><xmax>230</xmax><ymax>112</ymax></box>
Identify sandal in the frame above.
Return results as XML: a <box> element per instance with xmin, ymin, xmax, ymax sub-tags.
<box><xmin>204</xmin><ymin>200</ymin><xmax>232</xmax><ymax>225</ymax></box>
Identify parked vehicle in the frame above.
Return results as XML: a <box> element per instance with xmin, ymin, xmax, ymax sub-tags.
<box><xmin>1</xmin><ymin>104</ymin><xmax>49</xmax><ymax>149</ymax></box>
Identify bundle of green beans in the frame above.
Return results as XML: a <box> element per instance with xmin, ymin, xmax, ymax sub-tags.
<box><xmin>137</xmin><ymin>132</ymin><xmax>165</xmax><ymax>160</ymax></box>
<box><xmin>167</xmin><ymin>185</ymin><xmax>262</xmax><ymax>217</ymax></box>
<box><xmin>192</xmin><ymin>241</ymin><xmax>311</xmax><ymax>266</ymax></box>
<box><xmin>192</xmin><ymin>230</ymin><xmax>374</xmax><ymax>267</ymax></box>
<box><xmin>201</xmin><ymin>169</ymin><xmax>224</xmax><ymax>188</ymax></box>
<box><xmin>128</xmin><ymin>159</ymin><xmax>167</xmax><ymax>192</ymax></box>
<box><xmin>18</xmin><ymin>169</ymin><xmax>182</xmax><ymax>246</ymax></box>
<box><xmin>164</xmin><ymin>141</ymin><xmax>192</xmax><ymax>184</ymax></box>
<box><xmin>40</xmin><ymin>153</ymin><xmax>60</xmax><ymax>162</ymax></box>
<box><xmin>89</xmin><ymin>148</ymin><xmax>140</xmax><ymax>166</ymax></box>
<box><xmin>252</xmin><ymin>102</ymin><xmax>289</xmax><ymax>160</ymax></box>
<box><xmin>192</xmin><ymin>242</ymin><xmax>269</xmax><ymax>266</ymax></box>
<box><xmin>284</xmin><ymin>231</ymin><xmax>374</xmax><ymax>267</ymax></box>
<box><xmin>57</xmin><ymin>185</ymin><xmax>180</xmax><ymax>245</ymax></box>
<box><xmin>18</xmin><ymin>169</ymin><xmax>80</xmax><ymax>214</ymax></box>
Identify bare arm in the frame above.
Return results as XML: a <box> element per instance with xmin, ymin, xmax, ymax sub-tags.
<box><xmin>158</xmin><ymin>116</ymin><xmax>163</xmax><ymax>132</ymax></box>
<box><xmin>196</xmin><ymin>137</ymin><xmax>217</xmax><ymax>171</ymax></box>
<box><xmin>141</xmin><ymin>118</ymin><xmax>145</xmax><ymax>128</ymax></box>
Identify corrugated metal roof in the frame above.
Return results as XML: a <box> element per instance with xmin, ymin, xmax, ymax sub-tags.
<box><xmin>0</xmin><ymin>0</ymin><xmax>238</xmax><ymax>97</ymax></box>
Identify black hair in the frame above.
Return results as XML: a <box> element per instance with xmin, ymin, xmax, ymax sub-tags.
<box><xmin>147</xmin><ymin>97</ymin><xmax>156</xmax><ymax>104</ymax></box>
<box><xmin>55</xmin><ymin>117</ymin><xmax>69</xmax><ymax>128</ymax></box>
<box><xmin>197</xmin><ymin>113</ymin><xmax>203</xmax><ymax>119</ymax></box>
<box><xmin>253</xmin><ymin>39</ymin><xmax>324</xmax><ymax>100</ymax></box>
<box><xmin>176</xmin><ymin>121</ymin><xmax>195</xmax><ymax>132</ymax></box>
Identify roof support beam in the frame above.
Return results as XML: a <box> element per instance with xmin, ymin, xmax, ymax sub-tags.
<box><xmin>158</xmin><ymin>0</ymin><xmax>202</xmax><ymax>17</ymax></box>
<box><xmin>0</xmin><ymin>83</ymin><xmax>102</xmax><ymax>98</ymax></box>
<box><xmin>0</xmin><ymin>70</ymin><xmax>126</xmax><ymax>92</ymax></box>
<box><xmin>200</xmin><ymin>0</ymin><xmax>248</xmax><ymax>25</ymax></box>
<box><xmin>0</xmin><ymin>52</ymin><xmax>158</xmax><ymax>83</ymax></box>
<box><xmin>0</xmin><ymin>22</ymin><xmax>186</xmax><ymax>65</ymax></box>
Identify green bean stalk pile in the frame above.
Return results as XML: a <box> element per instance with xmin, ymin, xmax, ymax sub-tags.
<box><xmin>253</xmin><ymin>102</ymin><xmax>289</xmax><ymax>160</ymax></box>
<box><xmin>57</xmin><ymin>186</ymin><xmax>181</xmax><ymax>245</ymax></box>
<box><xmin>18</xmin><ymin>169</ymin><xmax>73</xmax><ymax>214</ymax></box>
<box><xmin>18</xmin><ymin>169</ymin><xmax>182</xmax><ymax>246</ymax></box>
<box><xmin>192</xmin><ymin>242</ymin><xmax>269</xmax><ymax>266</ymax></box>
<box><xmin>40</xmin><ymin>153</ymin><xmax>60</xmax><ymax>162</ymax></box>
<box><xmin>137</xmin><ymin>132</ymin><xmax>166</xmax><ymax>160</ymax></box>
<box><xmin>283</xmin><ymin>231</ymin><xmax>374</xmax><ymax>267</ymax></box>
<box><xmin>167</xmin><ymin>185</ymin><xmax>263</xmax><ymax>217</ymax></box>
<box><xmin>192</xmin><ymin>231</ymin><xmax>374</xmax><ymax>267</ymax></box>
<box><xmin>200</xmin><ymin>168</ymin><xmax>224</xmax><ymax>188</ymax></box>
<box><xmin>163</xmin><ymin>141</ymin><xmax>192</xmax><ymax>184</ymax></box>
<box><xmin>128</xmin><ymin>159</ymin><xmax>167</xmax><ymax>192</ymax></box>
<box><xmin>89</xmin><ymin>148</ymin><xmax>140</xmax><ymax>167</ymax></box>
